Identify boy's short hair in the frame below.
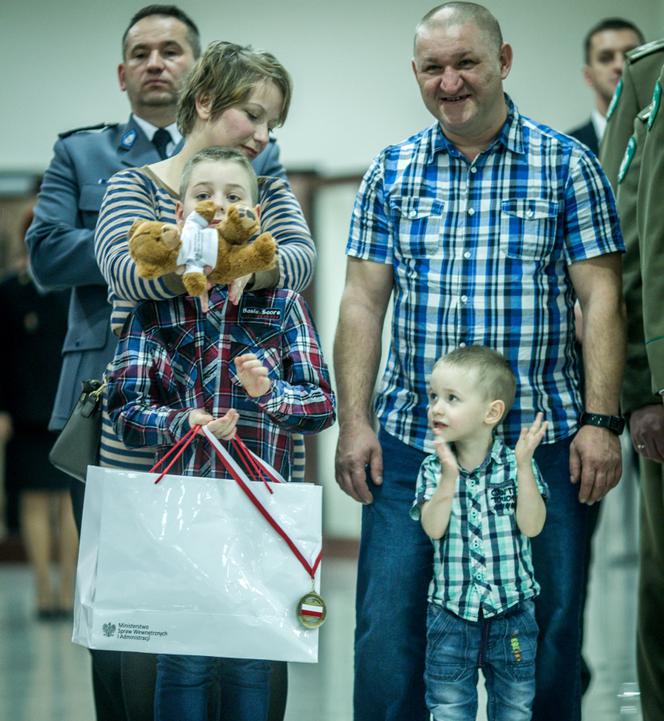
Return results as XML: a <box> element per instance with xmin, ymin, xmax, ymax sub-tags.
<box><xmin>177</xmin><ymin>41</ymin><xmax>292</xmax><ymax>136</ymax></box>
<box><xmin>434</xmin><ymin>345</ymin><xmax>517</xmax><ymax>417</ymax></box>
<box><xmin>179</xmin><ymin>146</ymin><xmax>259</xmax><ymax>204</ymax></box>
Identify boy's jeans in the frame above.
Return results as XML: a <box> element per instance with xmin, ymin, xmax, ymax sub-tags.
<box><xmin>425</xmin><ymin>600</ymin><xmax>538</xmax><ymax>721</ymax></box>
<box><xmin>154</xmin><ymin>654</ymin><xmax>271</xmax><ymax>721</ymax></box>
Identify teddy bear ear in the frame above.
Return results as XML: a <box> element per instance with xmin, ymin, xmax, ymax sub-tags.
<box><xmin>129</xmin><ymin>220</ymin><xmax>143</xmax><ymax>237</ymax></box>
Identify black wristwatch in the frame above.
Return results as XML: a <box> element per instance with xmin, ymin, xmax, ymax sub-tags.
<box><xmin>579</xmin><ymin>412</ymin><xmax>625</xmax><ymax>435</ymax></box>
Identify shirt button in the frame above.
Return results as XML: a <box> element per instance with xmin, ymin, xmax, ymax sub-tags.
<box><xmin>526</xmin><ymin>208</ymin><xmax>535</xmax><ymax>219</ymax></box>
<box><xmin>475</xmin><ymin>572</ymin><xmax>484</xmax><ymax>581</ymax></box>
<box><xmin>461</xmin><ymin>295</ymin><xmax>468</xmax><ymax>303</ymax></box>
<box><xmin>409</xmin><ymin>210</ymin><xmax>417</xmax><ymax>219</ymax></box>
<box><xmin>463</xmin><ymin>251</ymin><xmax>471</xmax><ymax>259</ymax></box>
<box><xmin>459</xmin><ymin>342</ymin><xmax>467</xmax><ymax>348</ymax></box>
<box><xmin>468</xmin><ymin>208</ymin><xmax>475</xmax><ymax>216</ymax></box>
<box><xmin>470</xmin><ymin>166</ymin><xmax>478</xmax><ymax>174</ymax></box>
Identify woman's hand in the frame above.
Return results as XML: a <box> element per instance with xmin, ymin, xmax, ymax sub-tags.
<box><xmin>229</xmin><ymin>274</ymin><xmax>254</xmax><ymax>305</ymax></box>
<box><xmin>235</xmin><ymin>353</ymin><xmax>272</xmax><ymax>397</ymax></box>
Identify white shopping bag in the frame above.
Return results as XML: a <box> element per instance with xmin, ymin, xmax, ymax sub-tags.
<box><xmin>72</xmin><ymin>429</ymin><xmax>323</xmax><ymax>662</ymax></box>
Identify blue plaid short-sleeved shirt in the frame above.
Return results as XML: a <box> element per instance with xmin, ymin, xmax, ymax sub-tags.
<box><xmin>347</xmin><ymin>97</ymin><xmax>624</xmax><ymax>449</ymax></box>
<box><xmin>411</xmin><ymin>438</ymin><xmax>549</xmax><ymax>620</ymax></box>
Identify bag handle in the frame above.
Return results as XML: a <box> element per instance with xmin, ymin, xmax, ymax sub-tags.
<box><xmin>203</xmin><ymin>427</ymin><xmax>322</xmax><ymax>581</ymax></box>
<box><xmin>150</xmin><ymin>425</ymin><xmax>200</xmax><ymax>484</ymax></box>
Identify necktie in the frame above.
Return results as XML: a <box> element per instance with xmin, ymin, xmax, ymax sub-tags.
<box><xmin>152</xmin><ymin>128</ymin><xmax>172</xmax><ymax>160</ymax></box>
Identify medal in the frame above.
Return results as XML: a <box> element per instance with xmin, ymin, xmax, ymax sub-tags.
<box><xmin>296</xmin><ymin>591</ymin><xmax>327</xmax><ymax>629</ymax></box>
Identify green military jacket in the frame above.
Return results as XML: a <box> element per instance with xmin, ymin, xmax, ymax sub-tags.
<box><xmin>637</xmin><ymin>62</ymin><xmax>664</xmax><ymax>396</ymax></box>
<box><xmin>600</xmin><ymin>39</ymin><xmax>664</xmax><ymax>411</ymax></box>
<box><xmin>600</xmin><ymin>40</ymin><xmax>664</xmax><ymax>190</ymax></box>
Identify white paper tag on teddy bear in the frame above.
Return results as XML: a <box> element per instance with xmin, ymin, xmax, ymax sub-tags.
<box><xmin>177</xmin><ymin>210</ymin><xmax>218</xmax><ymax>275</ymax></box>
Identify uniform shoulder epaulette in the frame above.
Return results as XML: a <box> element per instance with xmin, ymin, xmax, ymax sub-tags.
<box><xmin>58</xmin><ymin>122</ymin><xmax>119</xmax><ymax>140</ymax></box>
<box><xmin>627</xmin><ymin>39</ymin><xmax>664</xmax><ymax>64</ymax></box>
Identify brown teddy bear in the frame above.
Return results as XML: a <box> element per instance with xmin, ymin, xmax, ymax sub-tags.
<box><xmin>128</xmin><ymin>199</ymin><xmax>277</xmax><ymax>306</ymax></box>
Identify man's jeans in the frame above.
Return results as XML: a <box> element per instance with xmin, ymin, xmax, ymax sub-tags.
<box><xmin>354</xmin><ymin>430</ymin><xmax>591</xmax><ymax>721</ymax></box>
<box><xmin>155</xmin><ymin>654</ymin><xmax>271</xmax><ymax>721</ymax></box>
<box><xmin>425</xmin><ymin>600</ymin><xmax>538</xmax><ymax>721</ymax></box>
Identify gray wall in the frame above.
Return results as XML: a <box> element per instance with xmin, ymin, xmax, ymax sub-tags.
<box><xmin>2</xmin><ymin>0</ymin><xmax>661</xmax><ymax>174</ymax></box>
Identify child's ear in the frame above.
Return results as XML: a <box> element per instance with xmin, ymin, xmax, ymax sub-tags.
<box><xmin>175</xmin><ymin>200</ymin><xmax>184</xmax><ymax>224</ymax></box>
<box><xmin>253</xmin><ymin>204</ymin><xmax>261</xmax><ymax>221</ymax></box>
<box><xmin>485</xmin><ymin>399</ymin><xmax>505</xmax><ymax>426</ymax></box>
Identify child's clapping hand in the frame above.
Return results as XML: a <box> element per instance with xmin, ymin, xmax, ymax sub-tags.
<box><xmin>515</xmin><ymin>412</ymin><xmax>548</xmax><ymax>466</ymax></box>
<box><xmin>235</xmin><ymin>353</ymin><xmax>272</xmax><ymax>397</ymax></box>
<box><xmin>434</xmin><ymin>438</ymin><xmax>459</xmax><ymax>485</ymax></box>
<box><xmin>188</xmin><ymin>408</ymin><xmax>239</xmax><ymax>440</ymax></box>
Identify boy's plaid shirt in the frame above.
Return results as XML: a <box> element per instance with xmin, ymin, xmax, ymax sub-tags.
<box><xmin>107</xmin><ymin>287</ymin><xmax>335</xmax><ymax>480</ymax></box>
<box><xmin>411</xmin><ymin>438</ymin><xmax>549</xmax><ymax>621</ymax></box>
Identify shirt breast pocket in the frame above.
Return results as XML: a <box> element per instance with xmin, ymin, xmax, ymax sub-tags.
<box><xmin>500</xmin><ymin>198</ymin><xmax>559</xmax><ymax>260</ymax></box>
<box><xmin>170</xmin><ymin>347</ymin><xmax>199</xmax><ymax>390</ymax></box>
<box><xmin>392</xmin><ymin>196</ymin><xmax>445</xmax><ymax>258</ymax></box>
<box><xmin>229</xmin><ymin>324</ymin><xmax>282</xmax><ymax>391</ymax></box>
<box><xmin>159</xmin><ymin>327</ymin><xmax>199</xmax><ymax>390</ymax></box>
<box><xmin>487</xmin><ymin>482</ymin><xmax>516</xmax><ymax>516</ymax></box>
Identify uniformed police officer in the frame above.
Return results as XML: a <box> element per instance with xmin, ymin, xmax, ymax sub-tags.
<box><xmin>24</xmin><ymin>6</ymin><xmax>287</xmax><ymax>721</ymax></box>
<box><xmin>600</xmin><ymin>39</ymin><xmax>664</xmax><ymax>721</ymax></box>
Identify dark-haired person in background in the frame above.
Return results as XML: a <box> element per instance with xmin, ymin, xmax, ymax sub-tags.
<box><xmin>568</xmin><ymin>18</ymin><xmax>644</xmax><ymax>155</ymax></box>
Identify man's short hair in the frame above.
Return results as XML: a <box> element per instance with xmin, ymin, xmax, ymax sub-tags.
<box><xmin>434</xmin><ymin>345</ymin><xmax>517</xmax><ymax>417</ymax></box>
<box><xmin>583</xmin><ymin>18</ymin><xmax>644</xmax><ymax>64</ymax></box>
<box><xmin>416</xmin><ymin>2</ymin><xmax>503</xmax><ymax>53</ymax></box>
<box><xmin>176</xmin><ymin>41</ymin><xmax>292</xmax><ymax>137</ymax></box>
<box><xmin>179</xmin><ymin>146</ymin><xmax>258</xmax><ymax>204</ymax></box>
<box><xmin>122</xmin><ymin>5</ymin><xmax>201</xmax><ymax>60</ymax></box>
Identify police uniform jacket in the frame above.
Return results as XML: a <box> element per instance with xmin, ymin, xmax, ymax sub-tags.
<box><xmin>26</xmin><ymin>115</ymin><xmax>284</xmax><ymax>429</ymax></box>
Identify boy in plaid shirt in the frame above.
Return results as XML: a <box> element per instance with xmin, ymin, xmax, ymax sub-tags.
<box><xmin>107</xmin><ymin>146</ymin><xmax>335</xmax><ymax>721</ymax></box>
<box><xmin>411</xmin><ymin>346</ymin><xmax>548</xmax><ymax>721</ymax></box>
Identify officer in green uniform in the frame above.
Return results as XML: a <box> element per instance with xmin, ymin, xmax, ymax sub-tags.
<box><xmin>600</xmin><ymin>39</ymin><xmax>664</xmax><ymax>721</ymax></box>
<box><xmin>632</xmin><ymin>62</ymin><xmax>664</xmax><ymax>721</ymax></box>
<box><xmin>601</xmin><ymin>40</ymin><xmax>664</xmax><ymax>187</ymax></box>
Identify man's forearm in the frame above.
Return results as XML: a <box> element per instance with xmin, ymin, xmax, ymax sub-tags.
<box><xmin>582</xmin><ymin>297</ymin><xmax>626</xmax><ymax>414</ymax></box>
<box><xmin>334</xmin><ymin>290</ymin><xmax>386</xmax><ymax>426</ymax></box>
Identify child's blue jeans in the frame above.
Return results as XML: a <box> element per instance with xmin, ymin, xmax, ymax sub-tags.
<box><xmin>154</xmin><ymin>653</ymin><xmax>271</xmax><ymax>721</ymax></box>
<box><xmin>425</xmin><ymin>599</ymin><xmax>538</xmax><ymax>721</ymax></box>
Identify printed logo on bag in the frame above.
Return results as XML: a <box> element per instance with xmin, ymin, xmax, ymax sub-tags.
<box><xmin>114</xmin><ymin>623</ymin><xmax>169</xmax><ymax>642</ymax></box>
<box><xmin>102</xmin><ymin>622</ymin><xmax>117</xmax><ymax>637</ymax></box>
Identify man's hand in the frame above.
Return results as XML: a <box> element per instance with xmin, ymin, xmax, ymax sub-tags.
<box><xmin>235</xmin><ymin>353</ymin><xmax>271</xmax><ymax>397</ymax></box>
<box><xmin>630</xmin><ymin>404</ymin><xmax>664</xmax><ymax>463</ymax></box>
<box><xmin>335</xmin><ymin>420</ymin><xmax>383</xmax><ymax>504</ymax></box>
<box><xmin>569</xmin><ymin>425</ymin><xmax>622</xmax><ymax>504</ymax></box>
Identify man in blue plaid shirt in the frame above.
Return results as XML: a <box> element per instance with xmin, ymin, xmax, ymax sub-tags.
<box><xmin>334</xmin><ymin>3</ymin><xmax>625</xmax><ymax>721</ymax></box>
